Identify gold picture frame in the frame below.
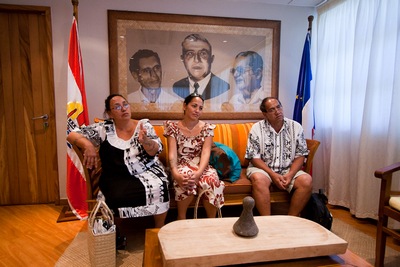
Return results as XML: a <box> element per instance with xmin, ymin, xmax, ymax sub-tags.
<box><xmin>108</xmin><ymin>10</ymin><xmax>280</xmax><ymax>120</ymax></box>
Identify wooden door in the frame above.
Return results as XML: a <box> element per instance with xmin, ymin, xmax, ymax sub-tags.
<box><xmin>0</xmin><ymin>5</ymin><xmax>59</xmax><ymax>205</ymax></box>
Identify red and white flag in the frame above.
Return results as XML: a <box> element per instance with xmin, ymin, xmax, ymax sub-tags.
<box><xmin>66</xmin><ymin>17</ymin><xmax>89</xmax><ymax>220</ymax></box>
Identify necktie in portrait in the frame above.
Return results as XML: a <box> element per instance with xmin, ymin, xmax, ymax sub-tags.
<box><xmin>194</xmin><ymin>82</ymin><xmax>199</xmax><ymax>94</ymax></box>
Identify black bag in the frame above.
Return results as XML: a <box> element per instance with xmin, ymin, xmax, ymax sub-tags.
<box><xmin>302</xmin><ymin>191</ymin><xmax>333</xmax><ymax>230</ymax></box>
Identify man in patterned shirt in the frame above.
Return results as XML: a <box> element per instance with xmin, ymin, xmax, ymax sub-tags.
<box><xmin>245</xmin><ymin>97</ymin><xmax>312</xmax><ymax>216</ymax></box>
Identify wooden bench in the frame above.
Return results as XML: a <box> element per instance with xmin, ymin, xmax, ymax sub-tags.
<box><xmin>72</xmin><ymin>122</ymin><xmax>320</xmax><ymax>213</ymax></box>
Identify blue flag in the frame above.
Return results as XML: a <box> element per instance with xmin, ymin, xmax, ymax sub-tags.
<box><xmin>293</xmin><ymin>32</ymin><xmax>314</xmax><ymax>138</ymax></box>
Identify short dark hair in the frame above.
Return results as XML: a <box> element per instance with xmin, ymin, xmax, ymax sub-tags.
<box><xmin>235</xmin><ymin>51</ymin><xmax>263</xmax><ymax>73</ymax></box>
<box><xmin>181</xmin><ymin>33</ymin><xmax>212</xmax><ymax>55</ymax></box>
<box><xmin>184</xmin><ymin>93</ymin><xmax>204</xmax><ymax>105</ymax></box>
<box><xmin>129</xmin><ymin>49</ymin><xmax>161</xmax><ymax>73</ymax></box>
<box><xmin>104</xmin><ymin>93</ymin><xmax>126</xmax><ymax>112</ymax></box>
<box><xmin>260</xmin><ymin>97</ymin><xmax>282</xmax><ymax>112</ymax></box>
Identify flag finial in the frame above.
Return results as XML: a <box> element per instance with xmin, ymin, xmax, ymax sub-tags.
<box><xmin>71</xmin><ymin>0</ymin><xmax>79</xmax><ymax>21</ymax></box>
<box><xmin>308</xmin><ymin>15</ymin><xmax>314</xmax><ymax>35</ymax></box>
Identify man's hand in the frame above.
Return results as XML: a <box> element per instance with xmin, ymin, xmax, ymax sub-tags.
<box><xmin>282</xmin><ymin>173</ymin><xmax>294</xmax><ymax>187</ymax></box>
<box><xmin>271</xmin><ymin>172</ymin><xmax>288</xmax><ymax>190</ymax></box>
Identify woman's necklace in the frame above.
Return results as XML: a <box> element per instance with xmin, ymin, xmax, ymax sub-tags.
<box><xmin>181</xmin><ymin>120</ymin><xmax>199</xmax><ymax>134</ymax></box>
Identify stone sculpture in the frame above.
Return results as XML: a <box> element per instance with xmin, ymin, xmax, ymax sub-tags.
<box><xmin>233</xmin><ymin>196</ymin><xmax>259</xmax><ymax>237</ymax></box>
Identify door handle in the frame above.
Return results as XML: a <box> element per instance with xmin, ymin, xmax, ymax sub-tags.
<box><xmin>32</xmin><ymin>114</ymin><xmax>49</xmax><ymax>121</ymax></box>
<box><xmin>32</xmin><ymin>114</ymin><xmax>49</xmax><ymax>130</ymax></box>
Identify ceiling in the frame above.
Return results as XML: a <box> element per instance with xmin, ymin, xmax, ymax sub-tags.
<box><xmin>234</xmin><ymin>0</ymin><xmax>328</xmax><ymax>7</ymax></box>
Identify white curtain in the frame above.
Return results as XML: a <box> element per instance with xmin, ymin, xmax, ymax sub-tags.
<box><xmin>313</xmin><ymin>0</ymin><xmax>400</xmax><ymax>219</ymax></box>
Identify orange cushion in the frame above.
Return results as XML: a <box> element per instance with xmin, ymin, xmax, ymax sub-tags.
<box><xmin>154</xmin><ymin>123</ymin><xmax>254</xmax><ymax>167</ymax></box>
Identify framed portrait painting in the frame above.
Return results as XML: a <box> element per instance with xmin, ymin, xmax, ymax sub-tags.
<box><xmin>108</xmin><ymin>11</ymin><xmax>280</xmax><ymax>120</ymax></box>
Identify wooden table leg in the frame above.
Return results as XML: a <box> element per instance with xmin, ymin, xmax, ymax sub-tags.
<box><xmin>143</xmin><ymin>228</ymin><xmax>162</xmax><ymax>267</ymax></box>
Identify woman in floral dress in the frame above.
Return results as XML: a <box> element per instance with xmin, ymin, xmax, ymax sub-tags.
<box><xmin>164</xmin><ymin>93</ymin><xmax>225</xmax><ymax>220</ymax></box>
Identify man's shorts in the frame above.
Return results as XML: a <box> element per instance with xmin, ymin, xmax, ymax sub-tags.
<box><xmin>246</xmin><ymin>167</ymin><xmax>307</xmax><ymax>193</ymax></box>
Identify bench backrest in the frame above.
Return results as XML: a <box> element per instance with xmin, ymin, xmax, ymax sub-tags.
<box><xmin>154</xmin><ymin>123</ymin><xmax>320</xmax><ymax>174</ymax></box>
<box><xmin>153</xmin><ymin>123</ymin><xmax>254</xmax><ymax>167</ymax></box>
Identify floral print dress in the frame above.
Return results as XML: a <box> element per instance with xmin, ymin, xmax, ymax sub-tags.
<box><xmin>163</xmin><ymin>121</ymin><xmax>225</xmax><ymax>208</ymax></box>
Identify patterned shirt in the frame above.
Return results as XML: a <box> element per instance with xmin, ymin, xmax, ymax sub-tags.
<box><xmin>73</xmin><ymin>118</ymin><xmax>164</xmax><ymax>175</ymax></box>
<box><xmin>245</xmin><ymin>118</ymin><xmax>308</xmax><ymax>174</ymax></box>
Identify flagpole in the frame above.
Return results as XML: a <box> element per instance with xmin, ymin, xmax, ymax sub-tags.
<box><xmin>308</xmin><ymin>15</ymin><xmax>314</xmax><ymax>39</ymax></box>
<box><xmin>71</xmin><ymin>0</ymin><xmax>79</xmax><ymax>22</ymax></box>
<box><xmin>67</xmin><ymin>0</ymin><xmax>90</xmax><ymax>219</ymax></box>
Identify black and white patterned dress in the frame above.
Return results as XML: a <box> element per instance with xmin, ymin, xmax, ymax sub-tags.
<box><xmin>75</xmin><ymin>119</ymin><xmax>169</xmax><ymax>218</ymax></box>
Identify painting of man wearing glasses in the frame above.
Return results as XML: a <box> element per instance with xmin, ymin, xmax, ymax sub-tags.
<box><xmin>223</xmin><ymin>51</ymin><xmax>267</xmax><ymax>111</ymax></box>
<box><xmin>128</xmin><ymin>49</ymin><xmax>180</xmax><ymax>111</ymax></box>
<box><xmin>173</xmin><ymin>34</ymin><xmax>230</xmax><ymax>104</ymax></box>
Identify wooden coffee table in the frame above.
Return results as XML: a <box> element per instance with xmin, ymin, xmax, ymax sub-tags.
<box><xmin>157</xmin><ymin>216</ymin><xmax>350</xmax><ymax>267</ymax></box>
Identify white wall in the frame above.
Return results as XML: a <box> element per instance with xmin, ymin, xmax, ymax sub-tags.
<box><xmin>1</xmin><ymin>0</ymin><xmax>315</xmax><ymax>200</ymax></box>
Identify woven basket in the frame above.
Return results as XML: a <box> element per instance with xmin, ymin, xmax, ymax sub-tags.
<box><xmin>88</xmin><ymin>200</ymin><xmax>116</xmax><ymax>267</ymax></box>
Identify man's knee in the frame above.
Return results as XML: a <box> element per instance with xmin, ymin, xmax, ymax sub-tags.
<box><xmin>294</xmin><ymin>173</ymin><xmax>313</xmax><ymax>190</ymax></box>
<box><xmin>249</xmin><ymin>173</ymin><xmax>271</xmax><ymax>191</ymax></box>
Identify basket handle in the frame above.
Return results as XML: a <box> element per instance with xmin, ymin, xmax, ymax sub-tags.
<box><xmin>88</xmin><ymin>200</ymin><xmax>114</xmax><ymax>228</ymax></box>
<box><xmin>194</xmin><ymin>189</ymin><xmax>222</xmax><ymax>219</ymax></box>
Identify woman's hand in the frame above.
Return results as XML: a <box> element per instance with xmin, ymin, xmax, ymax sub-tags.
<box><xmin>138</xmin><ymin>123</ymin><xmax>148</xmax><ymax>144</ymax></box>
<box><xmin>83</xmin><ymin>144</ymin><xmax>98</xmax><ymax>169</ymax></box>
<box><xmin>68</xmin><ymin>132</ymin><xmax>98</xmax><ymax>169</ymax></box>
<box><xmin>172</xmin><ymin>169</ymin><xmax>198</xmax><ymax>191</ymax></box>
<box><xmin>138</xmin><ymin>123</ymin><xmax>157</xmax><ymax>155</ymax></box>
<box><xmin>173</xmin><ymin>172</ymin><xmax>189</xmax><ymax>189</ymax></box>
<box><xmin>189</xmin><ymin>170</ymin><xmax>201</xmax><ymax>189</ymax></box>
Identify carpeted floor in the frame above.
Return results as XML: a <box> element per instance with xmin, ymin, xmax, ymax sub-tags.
<box><xmin>55</xmin><ymin>231</ymin><xmax>144</xmax><ymax>267</ymax></box>
<box><xmin>331</xmin><ymin>219</ymin><xmax>400</xmax><ymax>266</ymax></box>
<box><xmin>56</xmin><ymin>218</ymin><xmax>400</xmax><ymax>267</ymax></box>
